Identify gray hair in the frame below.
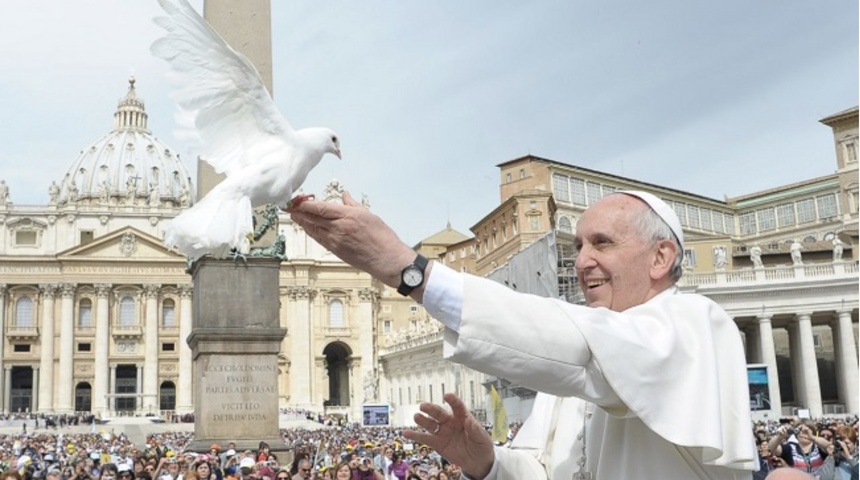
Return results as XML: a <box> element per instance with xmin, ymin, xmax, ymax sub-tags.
<box><xmin>632</xmin><ymin>206</ymin><xmax>684</xmax><ymax>282</ymax></box>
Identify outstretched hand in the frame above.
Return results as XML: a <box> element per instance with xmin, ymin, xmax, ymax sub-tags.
<box><xmin>403</xmin><ymin>393</ymin><xmax>495</xmax><ymax>480</ymax></box>
<box><xmin>287</xmin><ymin>191</ymin><xmax>418</xmax><ymax>291</ymax></box>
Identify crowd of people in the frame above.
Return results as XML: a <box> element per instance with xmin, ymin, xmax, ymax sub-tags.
<box><xmin>0</xmin><ymin>416</ymin><xmax>854</xmax><ymax>480</ymax></box>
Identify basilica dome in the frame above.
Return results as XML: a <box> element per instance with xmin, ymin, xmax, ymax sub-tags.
<box><xmin>57</xmin><ymin>77</ymin><xmax>195</xmax><ymax>208</ymax></box>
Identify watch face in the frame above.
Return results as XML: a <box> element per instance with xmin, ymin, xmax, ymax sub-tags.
<box><xmin>403</xmin><ymin>265</ymin><xmax>424</xmax><ymax>287</ymax></box>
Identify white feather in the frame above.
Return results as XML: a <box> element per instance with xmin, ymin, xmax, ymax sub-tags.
<box><xmin>153</xmin><ymin>0</ymin><xmax>341</xmax><ymax>260</ymax></box>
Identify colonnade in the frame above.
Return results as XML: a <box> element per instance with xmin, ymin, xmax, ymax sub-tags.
<box><xmin>744</xmin><ymin>309</ymin><xmax>858</xmax><ymax>418</ymax></box>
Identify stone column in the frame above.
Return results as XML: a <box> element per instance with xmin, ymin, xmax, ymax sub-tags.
<box><xmin>744</xmin><ymin>323</ymin><xmax>761</xmax><ymax>364</ymax></box>
<box><xmin>314</xmin><ymin>356</ymin><xmax>328</xmax><ymax>406</ymax></box>
<box><xmin>288</xmin><ymin>285</ymin><xmax>313</xmax><ymax>406</ymax></box>
<box><xmin>757</xmin><ymin>314</ymin><xmax>782</xmax><ymax>416</ymax></box>
<box><xmin>56</xmin><ymin>283</ymin><xmax>76</xmax><ymax>413</ymax></box>
<box><xmin>109</xmin><ymin>365</ymin><xmax>117</xmax><ymax>413</ymax></box>
<box><xmin>38</xmin><ymin>285</ymin><xmax>57</xmax><ymax>412</ymax></box>
<box><xmin>136</xmin><ymin>364</ymin><xmax>143</xmax><ymax>397</ymax></box>
<box><xmin>93</xmin><ymin>284</ymin><xmax>112</xmax><ymax>416</ymax></box>
<box><xmin>357</xmin><ymin>288</ymin><xmax>376</xmax><ymax>415</ymax></box>
<box><xmin>3</xmin><ymin>366</ymin><xmax>10</xmax><ymax>413</ymax></box>
<box><xmin>176</xmin><ymin>284</ymin><xmax>194</xmax><ymax>413</ymax></box>
<box><xmin>0</xmin><ymin>285</ymin><xmax>6</xmax><ymax>412</ymax></box>
<box><xmin>31</xmin><ymin>367</ymin><xmax>39</xmax><ymax>412</ymax></box>
<box><xmin>833</xmin><ymin>310</ymin><xmax>859</xmax><ymax>413</ymax></box>
<box><xmin>143</xmin><ymin>284</ymin><xmax>160</xmax><ymax>413</ymax></box>
<box><xmin>794</xmin><ymin>312</ymin><xmax>823</xmax><ymax>418</ymax></box>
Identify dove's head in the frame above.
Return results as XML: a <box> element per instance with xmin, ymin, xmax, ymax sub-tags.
<box><xmin>303</xmin><ymin>127</ymin><xmax>342</xmax><ymax>160</ymax></box>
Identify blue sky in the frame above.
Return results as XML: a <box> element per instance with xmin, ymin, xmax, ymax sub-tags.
<box><xmin>0</xmin><ymin>1</ymin><xmax>856</xmax><ymax>245</ymax></box>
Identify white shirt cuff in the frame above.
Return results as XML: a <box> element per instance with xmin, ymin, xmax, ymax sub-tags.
<box><xmin>460</xmin><ymin>449</ymin><xmax>500</xmax><ymax>480</ymax></box>
<box><xmin>422</xmin><ymin>261</ymin><xmax>464</xmax><ymax>332</ymax></box>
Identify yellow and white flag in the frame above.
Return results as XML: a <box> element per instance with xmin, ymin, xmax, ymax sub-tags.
<box><xmin>490</xmin><ymin>385</ymin><xmax>509</xmax><ymax>443</ymax></box>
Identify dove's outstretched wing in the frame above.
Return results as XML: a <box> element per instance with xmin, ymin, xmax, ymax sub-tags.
<box><xmin>151</xmin><ymin>0</ymin><xmax>292</xmax><ymax>176</ymax></box>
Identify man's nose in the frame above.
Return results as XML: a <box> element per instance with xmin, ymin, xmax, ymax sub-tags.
<box><xmin>574</xmin><ymin>247</ymin><xmax>595</xmax><ymax>271</ymax></box>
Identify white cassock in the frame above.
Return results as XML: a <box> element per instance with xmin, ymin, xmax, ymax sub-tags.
<box><xmin>423</xmin><ymin>264</ymin><xmax>757</xmax><ymax>480</ymax></box>
<box><xmin>494</xmin><ymin>393</ymin><xmax>588</xmax><ymax>479</ymax></box>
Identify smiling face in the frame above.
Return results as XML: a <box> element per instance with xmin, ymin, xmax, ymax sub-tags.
<box><xmin>335</xmin><ymin>464</ymin><xmax>351</xmax><ymax>480</ymax></box>
<box><xmin>574</xmin><ymin>194</ymin><xmax>676</xmax><ymax>312</ymax></box>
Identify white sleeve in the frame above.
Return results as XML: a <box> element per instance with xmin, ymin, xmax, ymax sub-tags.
<box><xmin>460</xmin><ymin>447</ymin><xmax>546</xmax><ymax>480</ymax></box>
<box><xmin>422</xmin><ymin>262</ymin><xmax>464</xmax><ymax>331</ymax></box>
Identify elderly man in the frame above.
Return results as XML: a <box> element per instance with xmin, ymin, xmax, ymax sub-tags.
<box><xmin>289</xmin><ymin>191</ymin><xmax>756</xmax><ymax>479</ymax></box>
<box><xmin>291</xmin><ymin>459</ymin><xmax>312</xmax><ymax>480</ymax></box>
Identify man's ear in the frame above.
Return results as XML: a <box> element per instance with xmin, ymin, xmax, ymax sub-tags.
<box><xmin>650</xmin><ymin>239</ymin><xmax>678</xmax><ymax>280</ymax></box>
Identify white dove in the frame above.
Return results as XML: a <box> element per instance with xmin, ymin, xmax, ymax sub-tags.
<box><xmin>152</xmin><ymin>0</ymin><xmax>341</xmax><ymax>260</ymax></box>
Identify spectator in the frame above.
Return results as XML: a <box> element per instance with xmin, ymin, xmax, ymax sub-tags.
<box><xmin>290</xmin><ymin>460</ymin><xmax>311</xmax><ymax>480</ymax></box>
<box><xmin>388</xmin><ymin>453</ymin><xmax>407</xmax><ymax>480</ymax></box>
<box><xmin>768</xmin><ymin>421</ymin><xmax>833</xmax><ymax>478</ymax></box>
<box><xmin>331</xmin><ymin>463</ymin><xmax>350</xmax><ymax>480</ymax></box>
<box><xmin>351</xmin><ymin>457</ymin><xmax>380</xmax><ymax>480</ymax></box>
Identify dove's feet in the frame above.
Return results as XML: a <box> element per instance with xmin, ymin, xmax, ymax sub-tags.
<box><xmin>284</xmin><ymin>194</ymin><xmax>316</xmax><ymax>210</ymax></box>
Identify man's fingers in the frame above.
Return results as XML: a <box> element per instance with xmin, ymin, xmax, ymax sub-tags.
<box><xmin>414</xmin><ymin>411</ymin><xmax>441</xmax><ymax>433</ymax></box>
<box><xmin>444</xmin><ymin>393</ymin><xmax>470</xmax><ymax>420</ymax></box>
<box><xmin>342</xmin><ymin>191</ymin><xmax>361</xmax><ymax>207</ymax></box>
<box><xmin>419</xmin><ymin>401</ymin><xmax>452</xmax><ymax>424</ymax></box>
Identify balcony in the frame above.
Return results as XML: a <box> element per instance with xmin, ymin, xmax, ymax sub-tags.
<box><xmin>679</xmin><ymin>260</ymin><xmax>857</xmax><ymax>288</ymax></box>
<box><xmin>6</xmin><ymin>325</ymin><xmax>39</xmax><ymax>340</ymax></box>
<box><xmin>112</xmin><ymin>324</ymin><xmax>143</xmax><ymax>339</ymax></box>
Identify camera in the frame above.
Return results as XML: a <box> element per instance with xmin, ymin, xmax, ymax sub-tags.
<box><xmin>791</xmin><ymin>428</ymin><xmax>800</xmax><ymax>436</ymax></box>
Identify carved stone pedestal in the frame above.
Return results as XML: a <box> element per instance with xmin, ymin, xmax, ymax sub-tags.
<box><xmin>186</xmin><ymin>257</ymin><xmax>287</xmax><ymax>452</ymax></box>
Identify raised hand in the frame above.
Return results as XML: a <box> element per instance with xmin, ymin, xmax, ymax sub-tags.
<box><xmin>403</xmin><ymin>393</ymin><xmax>495</xmax><ymax>480</ymax></box>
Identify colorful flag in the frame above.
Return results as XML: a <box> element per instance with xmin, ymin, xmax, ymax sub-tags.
<box><xmin>490</xmin><ymin>385</ymin><xmax>509</xmax><ymax>443</ymax></box>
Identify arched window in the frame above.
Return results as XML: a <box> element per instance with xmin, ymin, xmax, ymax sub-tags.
<box><xmin>329</xmin><ymin>299</ymin><xmax>344</xmax><ymax>328</ymax></box>
<box><xmin>119</xmin><ymin>296</ymin><xmax>135</xmax><ymax>326</ymax></box>
<box><xmin>15</xmin><ymin>297</ymin><xmax>34</xmax><ymax>327</ymax></box>
<box><xmin>558</xmin><ymin>216</ymin><xmax>572</xmax><ymax>234</ymax></box>
<box><xmin>162</xmin><ymin>299</ymin><xmax>176</xmax><ymax>327</ymax></box>
<box><xmin>78</xmin><ymin>299</ymin><xmax>93</xmax><ymax>327</ymax></box>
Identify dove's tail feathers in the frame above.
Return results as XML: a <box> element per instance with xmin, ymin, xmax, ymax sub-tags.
<box><xmin>164</xmin><ymin>194</ymin><xmax>254</xmax><ymax>260</ymax></box>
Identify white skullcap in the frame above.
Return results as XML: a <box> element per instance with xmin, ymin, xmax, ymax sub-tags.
<box><xmin>618</xmin><ymin>190</ymin><xmax>685</xmax><ymax>251</ymax></box>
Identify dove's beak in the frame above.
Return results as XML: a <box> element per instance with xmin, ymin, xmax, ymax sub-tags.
<box><xmin>335</xmin><ymin>148</ymin><xmax>342</xmax><ymax>159</ymax></box>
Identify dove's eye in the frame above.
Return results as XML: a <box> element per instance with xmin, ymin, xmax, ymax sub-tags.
<box><xmin>331</xmin><ymin>135</ymin><xmax>338</xmax><ymax>144</ymax></box>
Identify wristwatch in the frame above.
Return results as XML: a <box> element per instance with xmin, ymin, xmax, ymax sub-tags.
<box><xmin>397</xmin><ymin>254</ymin><xmax>428</xmax><ymax>296</ymax></box>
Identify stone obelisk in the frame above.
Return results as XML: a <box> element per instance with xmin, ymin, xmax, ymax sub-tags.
<box><xmin>187</xmin><ymin>0</ymin><xmax>285</xmax><ymax>452</ymax></box>
<box><xmin>197</xmin><ymin>0</ymin><xmax>272</xmax><ymax>200</ymax></box>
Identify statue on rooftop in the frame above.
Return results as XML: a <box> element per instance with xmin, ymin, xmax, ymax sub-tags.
<box><xmin>0</xmin><ymin>180</ymin><xmax>9</xmax><ymax>206</ymax></box>
<box><xmin>49</xmin><ymin>181</ymin><xmax>60</xmax><ymax>205</ymax></box>
<box><xmin>790</xmin><ymin>240</ymin><xmax>803</xmax><ymax>265</ymax></box>
<box><xmin>749</xmin><ymin>245</ymin><xmax>763</xmax><ymax>269</ymax></box>
<box><xmin>832</xmin><ymin>238</ymin><xmax>844</xmax><ymax>262</ymax></box>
